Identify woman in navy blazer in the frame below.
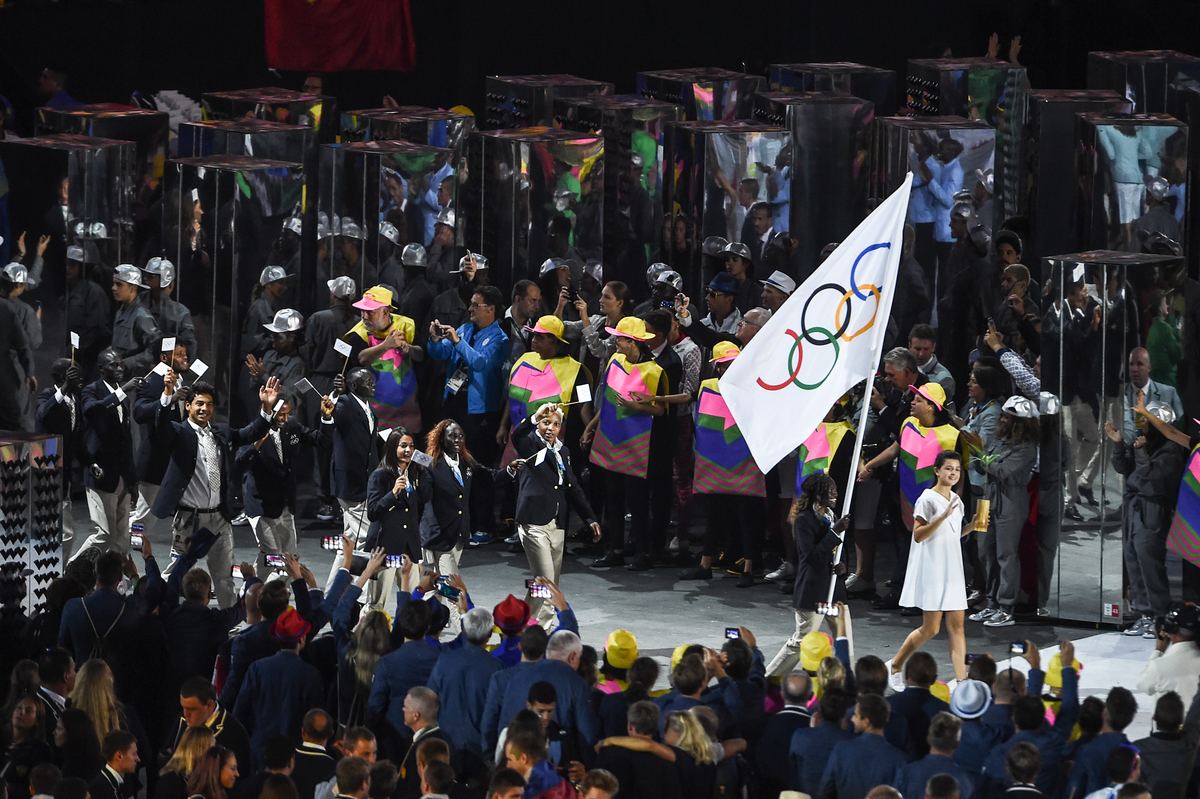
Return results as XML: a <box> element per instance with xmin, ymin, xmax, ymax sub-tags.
<box><xmin>365</xmin><ymin>428</ymin><xmax>431</xmax><ymax>603</ymax></box>
<box><xmin>419</xmin><ymin>419</ymin><xmax>516</xmax><ymax>574</ymax></box>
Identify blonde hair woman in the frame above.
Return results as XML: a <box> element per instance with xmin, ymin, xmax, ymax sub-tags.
<box><xmin>157</xmin><ymin>727</ymin><xmax>216</xmax><ymax>799</ymax></box>
<box><xmin>68</xmin><ymin>660</ymin><xmax>123</xmax><ymax>743</ymax></box>
<box><xmin>665</xmin><ymin>709</ymin><xmax>719</xmax><ymax>798</ymax></box>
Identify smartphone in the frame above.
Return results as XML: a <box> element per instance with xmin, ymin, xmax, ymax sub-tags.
<box><xmin>1010</xmin><ymin>641</ymin><xmax>1027</xmax><ymax>655</ymax></box>
<box><xmin>525</xmin><ymin>579</ymin><xmax>551</xmax><ymax>599</ymax></box>
<box><xmin>436</xmin><ymin>582</ymin><xmax>462</xmax><ymax>601</ymax></box>
<box><xmin>384</xmin><ymin>555</ymin><xmax>404</xmax><ymax>569</ymax></box>
<box><xmin>965</xmin><ymin>653</ymin><xmax>979</xmax><ymax>666</ymax></box>
<box><xmin>129</xmin><ymin>523</ymin><xmax>144</xmax><ymax>552</ymax></box>
<box><xmin>231</xmin><ymin>565</ymin><xmax>243</xmax><ymax>579</ymax></box>
<box><xmin>988</xmin><ymin>317</ymin><xmax>995</xmax><ymax>328</ymax></box>
<box><xmin>725</xmin><ymin>627</ymin><xmax>740</xmax><ymax>640</ymax></box>
<box><xmin>266</xmin><ymin>554</ymin><xmax>286</xmax><ymax>570</ymax></box>
<box><xmin>817</xmin><ymin>602</ymin><xmax>839</xmax><ymax>617</ymax></box>
<box><xmin>322</xmin><ymin>536</ymin><xmax>341</xmax><ymax>551</ymax></box>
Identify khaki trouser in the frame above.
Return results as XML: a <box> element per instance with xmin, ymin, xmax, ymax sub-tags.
<box><xmin>250</xmin><ymin>510</ymin><xmax>298</xmax><ymax>575</ymax></box>
<box><xmin>73</xmin><ymin>479</ymin><xmax>130</xmax><ymax>562</ymax></box>
<box><xmin>520</xmin><ymin>521</ymin><xmax>566</xmax><ymax>628</ymax></box>
<box><xmin>766</xmin><ymin>608</ymin><xmax>831</xmax><ymax>678</ymax></box>
<box><xmin>164</xmin><ymin>508</ymin><xmax>237</xmax><ymax>608</ymax></box>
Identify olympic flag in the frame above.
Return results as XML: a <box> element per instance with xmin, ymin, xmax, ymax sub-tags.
<box><xmin>721</xmin><ymin>175</ymin><xmax>915</xmax><ymax>472</ymax></box>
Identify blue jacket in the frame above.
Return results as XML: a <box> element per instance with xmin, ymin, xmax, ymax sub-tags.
<box><xmin>133</xmin><ymin>372</ymin><xmax>179</xmax><ymax>484</ymax></box>
<box><xmin>499</xmin><ymin>658</ymin><xmax>600</xmax><ymax>751</ymax></box>
<box><xmin>481</xmin><ymin>661</ymin><xmax>531</xmax><ymax>757</ymax></box>
<box><xmin>955</xmin><ymin>716</ymin><xmax>1009</xmax><ymax>780</ymax></box>
<box><xmin>1066</xmin><ymin>731</ymin><xmax>1130</xmax><ymax>799</ymax></box>
<box><xmin>368</xmin><ymin>639</ymin><xmax>441</xmax><ymax>737</ymax></box>
<box><xmin>218</xmin><ymin>621</ymin><xmax>281</xmax><ymax>709</ymax></box>
<box><xmin>426</xmin><ymin>319</ymin><xmax>508</xmax><ymax>413</ymax></box>
<box><xmin>888</xmin><ymin>686</ymin><xmax>951</xmax><ymax>759</ymax></box>
<box><xmin>790</xmin><ymin>722</ymin><xmax>855</xmax><ymax>792</ymax></box>
<box><xmin>427</xmin><ymin>642</ymin><xmax>504</xmax><ymax>757</ymax></box>
<box><xmin>233</xmin><ymin>651</ymin><xmax>324</xmax><ymax>770</ymax></box>
<box><xmin>757</xmin><ymin>706</ymin><xmax>812</xmax><ymax>794</ymax></box>
<box><xmin>895</xmin><ymin>753</ymin><xmax>975</xmax><ymax>799</ymax></box>
<box><xmin>491</xmin><ymin>607</ymin><xmax>579</xmax><ymax>668</ymax></box>
<box><xmin>820</xmin><ymin>732</ymin><xmax>908</xmax><ymax>799</ymax></box>
<box><xmin>656</xmin><ymin>677</ymin><xmax>744</xmax><ymax>738</ymax></box>
<box><xmin>979</xmin><ymin>667</ymin><xmax>1079</xmax><ymax>798</ymax></box>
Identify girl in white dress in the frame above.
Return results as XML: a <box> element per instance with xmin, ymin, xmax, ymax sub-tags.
<box><xmin>891</xmin><ymin>450</ymin><xmax>981</xmax><ymax>682</ymax></box>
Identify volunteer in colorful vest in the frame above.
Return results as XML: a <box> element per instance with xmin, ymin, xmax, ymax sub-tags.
<box><xmin>788</xmin><ymin>398</ymin><xmax>857</xmax><ymax>586</ymax></box>
<box><xmin>497</xmin><ymin>315</ymin><xmax>594</xmax><ymax>468</ymax></box>
<box><xmin>678</xmin><ymin>342</ymin><xmax>766</xmax><ymax>588</ymax></box>
<box><xmin>345</xmin><ymin>285</ymin><xmax>424</xmax><ymax>435</ymax></box>
<box><xmin>582</xmin><ymin>316</ymin><xmax>667</xmax><ymax>569</ymax></box>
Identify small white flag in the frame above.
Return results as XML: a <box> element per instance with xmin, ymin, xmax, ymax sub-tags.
<box><xmin>161</xmin><ymin>337</ymin><xmax>176</xmax><ymax>352</ymax></box>
<box><xmin>152</xmin><ymin>362</ymin><xmax>171</xmax><ymax>376</ymax></box>
<box><xmin>575</xmin><ymin>384</ymin><xmax>592</xmax><ymax>404</ymax></box>
<box><xmin>70</xmin><ymin>332</ymin><xmax>80</xmax><ymax>349</ymax></box>
<box><xmin>333</xmin><ymin>339</ymin><xmax>353</xmax><ymax>357</ymax></box>
<box><xmin>295</xmin><ymin>377</ymin><xmax>318</xmax><ymax>396</ymax></box>
<box><xmin>412</xmin><ymin>451</ymin><xmax>434</xmax><ymax>468</ymax></box>
<box><xmin>273</xmin><ymin>398</ymin><xmax>286</xmax><ymax>413</ymax></box>
<box><xmin>190</xmin><ymin>359</ymin><xmax>209</xmax><ymax>378</ymax></box>
<box><xmin>378</xmin><ymin>427</ymin><xmax>393</xmax><ymax>441</ymax></box>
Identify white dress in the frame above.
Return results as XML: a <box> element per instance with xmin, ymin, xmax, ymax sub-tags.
<box><xmin>899</xmin><ymin>488</ymin><xmax>968</xmax><ymax>611</ymax></box>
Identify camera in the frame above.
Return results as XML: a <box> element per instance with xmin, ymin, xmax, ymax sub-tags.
<box><xmin>525</xmin><ymin>579</ymin><xmax>551</xmax><ymax>599</ymax></box>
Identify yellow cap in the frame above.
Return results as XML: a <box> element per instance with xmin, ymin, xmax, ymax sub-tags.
<box><xmin>352</xmin><ymin>285</ymin><xmax>394</xmax><ymax>311</ymax></box>
<box><xmin>1045</xmin><ymin>652</ymin><xmax>1082</xmax><ymax>690</ymax></box>
<box><xmin>671</xmin><ymin>643</ymin><xmax>694</xmax><ymax>671</ymax></box>
<box><xmin>930</xmin><ymin>680</ymin><xmax>951</xmax><ymax>704</ymax></box>
<box><xmin>711</xmin><ymin>341</ymin><xmax>741</xmax><ymax>363</ymax></box>
<box><xmin>800</xmin><ymin>631</ymin><xmax>833</xmax><ymax>672</ymax></box>
<box><xmin>606</xmin><ymin>316</ymin><xmax>655</xmax><ymax>341</ymax></box>
<box><xmin>913</xmin><ymin>381</ymin><xmax>947</xmax><ymax>410</ymax></box>
<box><xmin>449</xmin><ymin>105</ymin><xmax>474</xmax><ymax>117</ymax></box>
<box><xmin>528</xmin><ymin>314</ymin><xmax>567</xmax><ymax>343</ymax></box>
<box><xmin>605</xmin><ymin>630</ymin><xmax>638</xmax><ymax>670</ymax></box>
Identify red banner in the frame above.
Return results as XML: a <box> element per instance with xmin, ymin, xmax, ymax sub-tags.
<box><xmin>264</xmin><ymin>0</ymin><xmax>416</xmax><ymax>72</ymax></box>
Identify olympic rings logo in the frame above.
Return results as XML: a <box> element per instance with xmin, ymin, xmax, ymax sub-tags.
<box><xmin>757</xmin><ymin>242</ymin><xmax>889</xmax><ymax>392</ymax></box>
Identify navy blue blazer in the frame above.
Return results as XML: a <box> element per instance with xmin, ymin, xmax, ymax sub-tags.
<box><xmin>151</xmin><ymin>402</ymin><xmax>271</xmax><ymax>518</ymax></box>
<box><xmin>323</xmin><ymin>394</ymin><xmax>378</xmax><ymax>503</ymax></box>
<box><xmin>133</xmin><ymin>372</ymin><xmax>181</xmax><ymax>484</ymax></box>
<box><xmin>887</xmin><ymin>685</ymin><xmax>951</xmax><ymax>759</ymax></box>
<box><xmin>427</xmin><ymin>642</ymin><xmax>505</xmax><ymax>757</ymax></box>
<box><xmin>171</xmin><ymin>706</ymin><xmax>252</xmax><ymax>784</ymax></box>
<box><xmin>35</xmin><ymin>386</ymin><xmax>81</xmax><ymax>492</ymax></box>
<box><xmin>499</xmin><ymin>658</ymin><xmax>600</xmax><ymax>753</ymax></box>
<box><xmin>896</xmin><ymin>753</ymin><xmax>976</xmax><ymax>799</ymax></box>
<box><xmin>509</xmin><ymin>417</ymin><xmax>596</xmax><ymax>529</ymax></box>
<box><xmin>757</xmin><ymin>706</ymin><xmax>812</xmax><ymax>795</ymax></box>
<box><xmin>81</xmin><ymin>379</ymin><xmax>135</xmax><ymax>493</ymax></box>
<box><xmin>368</xmin><ymin>639</ymin><xmax>442</xmax><ymax>737</ymax></box>
<box><xmin>235</xmin><ymin>420</ymin><xmax>323</xmax><ymax>518</ymax></box>
<box><xmin>819</xmin><ymin>731</ymin><xmax>908</xmax><ymax>799</ymax></box>
<box><xmin>421</xmin><ymin>457</ymin><xmax>509</xmax><ymax>552</ymax></box>
<box><xmin>365</xmin><ymin>465</ymin><xmax>431</xmax><ymax>558</ymax></box>
<box><xmin>58</xmin><ymin>562</ymin><xmax>163</xmax><ymax>668</ymax></box>
<box><xmin>218</xmin><ymin>620</ymin><xmax>281</xmax><ymax>710</ymax></box>
<box><xmin>481</xmin><ymin>661</ymin><xmax>531</xmax><ymax>756</ymax></box>
<box><xmin>789</xmin><ymin>722</ymin><xmax>856</xmax><ymax>793</ymax></box>
<box><xmin>233</xmin><ymin>651</ymin><xmax>325</xmax><ymax>769</ymax></box>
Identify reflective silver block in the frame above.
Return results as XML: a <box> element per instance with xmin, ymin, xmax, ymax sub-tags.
<box><xmin>906</xmin><ymin>58</ymin><xmax>1028</xmax><ymax>231</ymax></box>
<box><xmin>0</xmin><ymin>434</ymin><xmax>64</xmax><ymax>618</ymax></box>
<box><xmin>871</xmin><ymin>116</ymin><xmax>995</xmax><ymax>203</ymax></box>
<box><xmin>1088</xmin><ymin>50</ymin><xmax>1200</xmax><ymax>114</ymax></box>
<box><xmin>1075</xmin><ymin>113</ymin><xmax>1187</xmax><ymax>253</ymax></box>
<box><xmin>0</xmin><ymin>134</ymin><xmax>136</xmax><ymax>384</ymax></box>
<box><xmin>637</xmin><ymin>68</ymin><xmax>765</xmax><ymax>122</ymax></box>
<box><xmin>1026</xmin><ymin>91</ymin><xmax>1132</xmax><ymax>269</ymax></box>
<box><xmin>753</xmin><ymin>92</ymin><xmax>873</xmax><ymax>278</ymax></box>
<box><xmin>552</xmin><ymin>95</ymin><xmax>682</xmax><ymax>290</ymax></box>
<box><xmin>768</xmin><ymin>63</ymin><xmax>898</xmax><ymax>116</ymax></box>
<box><xmin>162</xmin><ymin>155</ymin><xmax>305</xmax><ymax>421</ymax></box>
<box><xmin>201</xmin><ymin>87</ymin><xmax>336</xmax><ymax>143</ymax></box>
<box><xmin>467</xmin><ymin>128</ymin><xmax>603</xmax><ymax>292</ymax></box>
<box><xmin>483</xmin><ymin>75</ymin><xmax>614</xmax><ymax>130</ymax></box>
<box><xmin>665</xmin><ymin>121</ymin><xmax>789</xmax><ymax>297</ymax></box>
<box><xmin>177</xmin><ymin>118</ymin><xmax>315</xmax><ymax>164</ymax></box>
<box><xmin>365</xmin><ymin>107</ymin><xmax>475</xmax><ymax>168</ymax></box>
<box><xmin>318</xmin><ymin>140</ymin><xmax>457</xmax><ymax>292</ymax></box>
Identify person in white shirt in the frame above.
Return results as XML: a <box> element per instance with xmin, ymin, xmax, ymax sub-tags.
<box><xmin>1136</xmin><ymin>601</ymin><xmax>1200</xmax><ymax>704</ymax></box>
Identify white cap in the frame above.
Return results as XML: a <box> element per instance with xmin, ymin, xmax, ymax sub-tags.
<box><xmin>264</xmin><ymin>308</ymin><xmax>304</xmax><ymax>333</ymax></box>
<box><xmin>259</xmin><ymin>265</ymin><xmax>289</xmax><ymax>286</ymax></box>
<box><xmin>2</xmin><ymin>263</ymin><xmax>28</xmax><ymax>284</ymax></box>
<box><xmin>114</xmin><ymin>264</ymin><xmax>148</xmax><ymax>288</ymax></box>
<box><xmin>327</xmin><ymin>276</ymin><xmax>357</xmax><ymax>299</ymax></box>
<box><xmin>761</xmin><ymin>270</ymin><xmax>797</xmax><ymax>295</ymax></box>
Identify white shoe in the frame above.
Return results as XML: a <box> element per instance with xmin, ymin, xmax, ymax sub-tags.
<box><xmin>766</xmin><ymin>562</ymin><xmax>796</xmax><ymax>582</ymax></box>
<box><xmin>668</xmin><ymin>537</ymin><xmax>681</xmax><ymax>553</ymax></box>
<box><xmin>969</xmin><ymin>607</ymin><xmax>998</xmax><ymax>623</ymax></box>
<box><xmin>984</xmin><ymin>610</ymin><xmax>1016</xmax><ymax>627</ymax></box>
<box><xmin>1123</xmin><ymin>615</ymin><xmax>1153</xmax><ymax>636</ymax></box>
<box><xmin>845</xmin><ymin>573</ymin><xmax>876</xmax><ymax>594</ymax></box>
<box><xmin>887</xmin><ymin>665</ymin><xmax>906</xmax><ymax>693</ymax></box>
<box><xmin>1036</xmin><ymin>607</ymin><xmax>1050</xmax><ymax>618</ymax></box>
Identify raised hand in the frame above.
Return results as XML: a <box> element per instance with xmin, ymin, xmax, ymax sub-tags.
<box><xmin>259</xmin><ymin>375</ymin><xmax>281</xmax><ymax>409</ymax></box>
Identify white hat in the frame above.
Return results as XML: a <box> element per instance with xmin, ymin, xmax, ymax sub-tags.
<box><xmin>114</xmin><ymin>263</ymin><xmax>149</xmax><ymax>289</ymax></box>
<box><xmin>327</xmin><ymin>277</ymin><xmax>356</xmax><ymax>299</ymax></box>
<box><xmin>259</xmin><ymin>265</ymin><xmax>290</xmax><ymax>286</ymax></box>
<box><xmin>1001</xmin><ymin>395</ymin><xmax>1039</xmax><ymax>418</ymax></box>
<box><xmin>401</xmin><ymin>243</ymin><xmax>427</xmax><ymax>267</ymax></box>
<box><xmin>950</xmin><ymin>679</ymin><xmax>992</xmax><ymax>720</ymax></box>
<box><xmin>263</xmin><ymin>308</ymin><xmax>304</xmax><ymax>333</ymax></box>
<box><xmin>2</xmin><ymin>263</ymin><xmax>27</xmax><ymax>284</ymax></box>
<box><xmin>761</xmin><ymin>270</ymin><xmax>797</xmax><ymax>295</ymax></box>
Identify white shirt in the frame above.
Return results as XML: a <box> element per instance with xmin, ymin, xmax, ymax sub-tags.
<box><xmin>443</xmin><ymin>453</ymin><xmax>463</xmax><ymax>484</ymax></box>
<box><xmin>181</xmin><ymin>418</ymin><xmax>223</xmax><ymax>510</ymax></box>
<box><xmin>702</xmin><ymin>307</ymin><xmax>742</xmax><ymax>335</ymax></box>
<box><xmin>350</xmin><ymin>392</ymin><xmax>376</xmax><ymax>435</ymax></box>
<box><xmin>41</xmin><ymin>687</ymin><xmax>67</xmax><ymax>711</ymax></box>
<box><xmin>1136</xmin><ymin>640</ymin><xmax>1200</xmax><ymax>703</ymax></box>
<box><xmin>103</xmin><ymin>380</ymin><xmax>126</xmax><ymax>423</ymax></box>
<box><xmin>54</xmin><ymin>387</ymin><xmax>77</xmax><ymax>430</ymax></box>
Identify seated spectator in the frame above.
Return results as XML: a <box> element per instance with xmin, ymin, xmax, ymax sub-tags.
<box><xmin>1066</xmin><ymin>688</ymin><xmax>1139</xmax><ymax>799</ymax></box>
<box><xmin>888</xmin><ymin>651</ymin><xmax>950</xmax><ymax>759</ymax></box>
<box><xmin>578</xmin><ymin>769</ymin><xmax>618</xmax><ymax>799</ymax></box>
<box><xmin>397</xmin><ymin>688</ymin><xmax>452</xmax><ymax>795</ymax></box>
<box><xmin>895</xmin><ymin>712</ymin><xmax>975</xmax><ymax>799</ymax></box>
<box><xmin>231</xmin><ymin>734</ymin><xmax>294</xmax><ymax>799</ymax></box>
<box><xmin>819</xmin><ymin>694</ymin><xmax>907</xmax><ymax>799</ymax></box>
<box><xmin>1005</xmin><ymin>742</ymin><xmax>1043</xmax><ymax>799</ymax></box>
<box><xmin>187</xmin><ymin>746</ymin><xmax>240</xmax><ymax>799</ymax></box>
<box><xmin>157</xmin><ymin>726</ymin><xmax>215</xmax><ymax>799</ymax></box>
<box><xmin>757</xmin><ymin>672</ymin><xmax>812</xmax><ymax>795</ymax></box>
<box><xmin>291</xmin><ymin>709</ymin><xmax>336</xmax><ymax>799</ymax></box>
<box><xmin>595</xmin><ymin>701</ymin><xmax>682</xmax><ymax>799</ymax></box>
<box><xmin>598</xmin><ymin>658</ymin><xmax>659</xmax><ymax>739</ymax></box>
<box><xmin>88</xmin><ymin>730</ymin><xmax>139</xmax><ymax>799</ymax></box>
<box><xmin>789</xmin><ymin>689</ymin><xmax>855</xmax><ymax>793</ymax></box>
<box><xmin>486</xmin><ymin>768</ymin><xmax>526</xmax><ymax>799</ymax></box>
<box><xmin>1134</xmin><ymin>689</ymin><xmax>1200</xmax><ymax>799</ymax></box>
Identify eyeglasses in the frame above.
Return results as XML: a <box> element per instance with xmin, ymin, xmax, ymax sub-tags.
<box><xmin>706</xmin><ymin>289</ymin><xmax>731</xmax><ymax>298</ymax></box>
<box><xmin>469</xmin><ymin>301</ymin><xmax>488</xmax><ymax>309</ymax></box>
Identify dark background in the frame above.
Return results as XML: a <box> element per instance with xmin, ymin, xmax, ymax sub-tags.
<box><xmin>0</xmin><ymin>0</ymin><xmax>1197</xmax><ymax>134</ymax></box>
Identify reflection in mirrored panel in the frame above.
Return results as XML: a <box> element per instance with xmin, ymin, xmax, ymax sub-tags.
<box><xmin>1088</xmin><ymin>51</ymin><xmax>1200</xmax><ymax>114</ymax></box>
<box><xmin>553</xmin><ymin>95</ymin><xmax>682</xmax><ymax>297</ymax></box>
<box><xmin>467</xmin><ymin>129</ymin><xmax>603</xmax><ymax>295</ymax></box>
<box><xmin>1170</xmin><ymin>88</ymin><xmax>1200</xmax><ymax>274</ymax></box>
<box><xmin>1026</xmin><ymin>91</ymin><xmax>1132</xmax><ymax>269</ymax></box>
<box><xmin>318</xmin><ymin>140</ymin><xmax>456</xmax><ymax>298</ymax></box>
<box><xmin>754</xmin><ymin>92</ymin><xmax>873</xmax><ymax>280</ymax></box>
<box><xmin>0</xmin><ymin>135</ymin><xmax>135</xmax><ymax>396</ymax></box>
<box><xmin>1041</xmin><ymin>249</ymin><xmax>1184</xmax><ymax>622</ymax></box>
<box><xmin>482</xmin><ymin>75</ymin><xmax>613</xmax><ymax>130</ymax></box>
<box><xmin>365</xmin><ymin>107</ymin><xmax>475</xmax><ymax>162</ymax></box>
<box><xmin>665</xmin><ymin>122</ymin><xmax>789</xmax><ymax>300</ymax></box>
<box><xmin>1075</xmin><ymin>113</ymin><xmax>1187</xmax><ymax>253</ymax></box>
<box><xmin>638</xmin><ymin>68</ymin><xmax>765</xmax><ymax>122</ymax></box>
<box><xmin>768</xmin><ymin>63</ymin><xmax>899</xmax><ymax>116</ymax></box>
<box><xmin>201</xmin><ymin>88</ymin><xmax>337</xmax><ymax>144</ymax></box>
<box><xmin>163</xmin><ymin>155</ymin><xmax>304</xmax><ymax>424</ymax></box>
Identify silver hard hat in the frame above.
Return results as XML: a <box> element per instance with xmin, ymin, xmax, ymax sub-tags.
<box><xmin>436</xmin><ymin>207</ymin><xmax>457</xmax><ymax>228</ymax></box>
<box><xmin>1145</xmin><ymin>175</ymin><xmax>1170</xmax><ymax>203</ymax></box>
<box><xmin>1001</xmin><ymin>395</ymin><xmax>1039</xmax><ymax>418</ymax></box>
<box><xmin>721</xmin><ymin>241</ymin><xmax>753</xmax><ymax>262</ymax></box>
<box><xmin>284</xmin><ymin>216</ymin><xmax>303</xmax><ymax>236</ymax></box>
<box><xmin>263</xmin><ymin>308</ymin><xmax>304</xmax><ymax>334</ymax></box>
<box><xmin>114</xmin><ymin>263</ymin><xmax>148</xmax><ymax>289</ymax></box>
<box><xmin>452</xmin><ymin>252</ymin><xmax>488</xmax><ymax>273</ymax></box>
<box><xmin>327</xmin><ymin>276</ymin><xmax>357</xmax><ymax>299</ymax></box>
<box><xmin>259</xmin><ymin>265</ymin><xmax>290</xmax><ymax>286</ymax></box>
<box><xmin>142</xmin><ymin>257</ymin><xmax>176</xmax><ymax>287</ymax></box>
<box><xmin>2</xmin><ymin>263</ymin><xmax>28</xmax><ymax>284</ymax></box>
<box><xmin>379</xmin><ymin>221</ymin><xmax>403</xmax><ymax>246</ymax></box>
<box><xmin>1038</xmin><ymin>391</ymin><xmax>1062</xmax><ymax>416</ymax></box>
<box><xmin>540</xmin><ymin>257</ymin><xmax>571</xmax><ymax>277</ymax></box>
<box><xmin>975</xmin><ymin>168</ymin><xmax>995</xmax><ymax>195</ymax></box>
<box><xmin>655</xmin><ymin>270</ymin><xmax>683</xmax><ymax>291</ymax></box>
<box><xmin>702</xmin><ymin>236</ymin><xmax>729</xmax><ymax>256</ymax></box>
<box><xmin>1145</xmin><ymin>400</ymin><xmax>1178</xmax><ymax>425</ymax></box>
<box><xmin>583</xmin><ymin>260</ymin><xmax>603</xmax><ymax>283</ymax></box>
<box><xmin>401</xmin><ymin>243</ymin><xmax>427</xmax><ymax>267</ymax></box>
<box><xmin>646</xmin><ymin>262</ymin><xmax>671</xmax><ymax>285</ymax></box>
<box><xmin>339</xmin><ymin>218</ymin><xmax>366</xmax><ymax>240</ymax></box>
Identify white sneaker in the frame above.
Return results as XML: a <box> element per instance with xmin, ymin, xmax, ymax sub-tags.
<box><xmin>766</xmin><ymin>562</ymin><xmax>796</xmax><ymax>582</ymax></box>
<box><xmin>1036</xmin><ymin>607</ymin><xmax>1050</xmax><ymax>618</ymax></box>
<box><xmin>668</xmin><ymin>537</ymin><xmax>681</xmax><ymax>553</ymax></box>
<box><xmin>845</xmin><ymin>573</ymin><xmax>876</xmax><ymax>594</ymax></box>
<box><xmin>969</xmin><ymin>607</ymin><xmax>998</xmax><ymax>623</ymax></box>
<box><xmin>1124</xmin><ymin>615</ymin><xmax>1153</xmax><ymax>636</ymax></box>
<box><xmin>887</xmin><ymin>666</ymin><xmax>906</xmax><ymax>693</ymax></box>
<box><xmin>984</xmin><ymin>610</ymin><xmax>1016</xmax><ymax>627</ymax></box>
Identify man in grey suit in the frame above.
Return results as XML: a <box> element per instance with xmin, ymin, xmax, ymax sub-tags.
<box><xmin>1123</xmin><ymin>347</ymin><xmax>1183</xmax><ymax>445</ymax></box>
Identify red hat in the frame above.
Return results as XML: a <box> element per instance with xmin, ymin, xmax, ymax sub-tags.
<box><xmin>493</xmin><ymin>595</ymin><xmax>531</xmax><ymax>633</ymax></box>
<box><xmin>270</xmin><ymin>608</ymin><xmax>312</xmax><ymax>642</ymax></box>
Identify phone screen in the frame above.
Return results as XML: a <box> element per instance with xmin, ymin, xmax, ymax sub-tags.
<box><xmin>266</xmin><ymin>554</ymin><xmax>286</xmax><ymax>570</ymax></box>
<box><xmin>385</xmin><ymin>555</ymin><xmax>404</xmax><ymax>569</ymax></box>
<box><xmin>129</xmin><ymin>523</ymin><xmax>144</xmax><ymax>552</ymax></box>
<box><xmin>525</xmin><ymin>579</ymin><xmax>551</xmax><ymax>599</ymax></box>
<box><xmin>322</xmin><ymin>536</ymin><xmax>341</xmax><ymax>551</ymax></box>
<box><xmin>725</xmin><ymin>627</ymin><xmax>740</xmax><ymax>639</ymax></box>
<box><xmin>1010</xmin><ymin>642</ymin><xmax>1027</xmax><ymax>655</ymax></box>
